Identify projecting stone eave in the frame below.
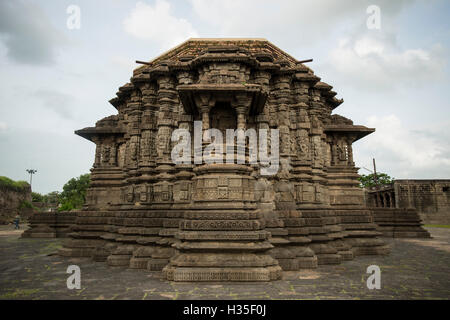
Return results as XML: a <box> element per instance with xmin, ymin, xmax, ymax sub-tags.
<box><xmin>75</xmin><ymin>127</ymin><xmax>124</xmax><ymax>142</ymax></box>
<box><xmin>330</xmin><ymin>98</ymin><xmax>344</xmax><ymax>109</ymax></box>
<box><xmin>324</xmin><ymin>125</ymin><xmax>375</xmax><ymax>142</ymax></box>
<box><xmin>109</xmin><ymin>97</ymin><xmax>120</xmax><ymax>110</ymax></box>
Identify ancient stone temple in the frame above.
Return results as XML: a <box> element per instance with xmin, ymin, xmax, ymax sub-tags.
<box><xmin>59</xmin><ymin>38</ymin><xmax>390</xmax><ymax>281</ymax></box>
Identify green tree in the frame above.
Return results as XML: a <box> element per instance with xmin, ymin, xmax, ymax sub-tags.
<box><xmin>31</xmin><ymin>192</ymin><xmax>44</xmax><ymax>202</ymax></box>
<box><xmin>58</xmin><ymin>174</ymin><xmax>90</xmax><ymax>211</ymax></box>
<box><xmin>358</xmin><ymin>173</ymin><xmax>394</xmax><ymax>188</ymax></box>
<box><xmin>45</xmin><ymin>191</ymin><xmax>60</xmax><ymax>205</ymax></box>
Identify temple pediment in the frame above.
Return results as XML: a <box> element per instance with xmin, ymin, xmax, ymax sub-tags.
<box><xmin>133</xmin><ymin>38</ymin><xmax>302</xmax><ymax>74</ymax></box>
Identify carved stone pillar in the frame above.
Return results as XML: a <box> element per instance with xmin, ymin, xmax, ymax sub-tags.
<box><xmin>200</xmin><ymin>105</ymin><xmax>211</xmax><ymax>131</ymax></box>
<box><xmin>109</xmin><ymin>143</ymin><xmax>117</xmax><ymax>166</ymax></box>
<box><xmin>235</xmin><ymin>106</ymin><xmax>246</xmax><ymax>130</ymax></box>
<box><xmin>92</xmin><ymin>136</ymin><xmax>101</xmax><ymax>168</ymax></box>
<box><xmin>346</xmin><ymin>137</ymin><xmax>355</xmax><ymax>166</ymax></box>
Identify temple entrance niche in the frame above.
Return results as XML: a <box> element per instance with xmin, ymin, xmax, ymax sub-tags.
<box><xmin>209</xmin><ymin>102</ymin><xmax>237</xmax><ymax>134</ymax></box>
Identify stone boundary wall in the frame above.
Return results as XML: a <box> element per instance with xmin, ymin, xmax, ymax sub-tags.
<box><xmin>0</xmin><ymin>184</ymin><xmax>31</xmax><ymax>224</ymax></box>
<box><xmin>394</xmin><ymin>180</ymin><xmax>450</xmax><ymax>225</ymax></box>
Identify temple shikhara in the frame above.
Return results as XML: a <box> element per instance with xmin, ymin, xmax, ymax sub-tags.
<box><xmin>57</xmin><ymin>38</ymin><xmax>394</xmax><ymax>281</ymax></box>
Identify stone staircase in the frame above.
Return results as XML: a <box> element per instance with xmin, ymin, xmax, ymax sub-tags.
<box><xmin>371</xmin><ymin>208</ymin><xmax>431</xmax><ymax>238</ymax></box>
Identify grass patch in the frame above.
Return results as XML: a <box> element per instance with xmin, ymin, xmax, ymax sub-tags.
<box><xmin>424</xmin><ymin>224</ymin><xmax>450</xmax><ymax>229</ymax></box>
<box><xmin>39</xmin><ymin>241</ymin><xmax>63</xmax><ymax>255</ymax></box>
<box><xmin>0</xmin><ymin>176</ymin><xmax>30</xmax><ymax>192</ymax></box>
<box><xmin>0</xmin><ymin>288</ymin><xmax>41</xmax><ymax>299</ymax></box>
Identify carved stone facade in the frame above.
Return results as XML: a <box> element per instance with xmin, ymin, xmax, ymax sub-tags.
<box><xmin>60</xmin><ymin>39</ymin><xmax>390</xmax><ymax>281</ymax></box>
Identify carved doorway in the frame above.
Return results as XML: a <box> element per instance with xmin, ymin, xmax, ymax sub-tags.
<box><xmin>209</xmin><ymin>102</ymin><xmax>237</xmax><ymax>135</ymax></box>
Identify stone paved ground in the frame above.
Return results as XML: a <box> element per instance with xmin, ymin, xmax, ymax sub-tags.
<box><xmin>0</xmin><ymin>225</ymin><xmax>449</xmax><ymax>300</ymax></box>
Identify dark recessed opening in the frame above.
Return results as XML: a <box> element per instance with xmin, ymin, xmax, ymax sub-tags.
<box><xmin>443</xmin><ymin>186</ymin><xmax>449</xmax><ymax>192</ymax></box>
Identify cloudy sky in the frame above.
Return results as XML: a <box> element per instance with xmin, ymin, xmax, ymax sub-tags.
<box><xmin>0</xmin><ymin>0</ymin><xmax>449</xmax><ymax>194</ymax></box>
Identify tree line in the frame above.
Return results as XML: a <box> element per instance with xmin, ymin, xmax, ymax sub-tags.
<box><xmin>32</xmin><ymin>173</ymin><xmax>90</xmax><ymax>211</ymax></box>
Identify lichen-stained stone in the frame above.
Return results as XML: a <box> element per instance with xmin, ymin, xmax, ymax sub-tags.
<box><xmin>56</xmin><ymin>38</ymin><xmax>393</xmax><ymax>281</ymax></box>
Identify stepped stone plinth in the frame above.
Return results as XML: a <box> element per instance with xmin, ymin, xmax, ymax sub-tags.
<box><xmin>22</xmin><ymin>212</ymin><xmax>77</xmax><ymax>238</ymax></box>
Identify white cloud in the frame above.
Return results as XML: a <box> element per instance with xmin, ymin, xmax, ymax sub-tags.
<box><xmin>0</xmin><ymin>121</ymin><xmax>7</xmax><ymax>132</ymax></box>
<box><xmin>327</xmin><ymin>32</ymin><xmax>447</xmax><ymax>90</ymax></box>
<box><xmin>355</xmin><ymin>115</ymin><xmax>450</xmax><ymax>178</ymax></box>
<box><xmin>123</xmin><ymin>0</ymin><xmax>198</xmax><ymax>50</ymax></box>
<box><xmin>189</xmin><ymin>0</ymin><xmax>415</xmax><ymax>46</ymax></box>
<box><xmin>190</xmin><ymin>0</ymin><xmax>354</xmax><ymax>45</ymax></box>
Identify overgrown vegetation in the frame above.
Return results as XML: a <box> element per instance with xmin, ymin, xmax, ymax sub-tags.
<box><xmin>18</xmin><ymin>200</ymin><xmax>34</xmax><ymax>209</ymax></box>
<box><xmin>358</xmin><ymin>173</ymin><xmax>394</xmax><ymax>188</ymax></box>
<box><xmin>0</xmin><ymin>176</ymin><xmax>30</xmax><ymax>192</ymax></box>
<box><xmin>58</xmin><ymin>174</ymin><xmax>90</xmax><ymax>211</ymax></box>
<box><xmin>424</xmin><ymin>224</ymin><xmax>450</xmax><ymax>229</ymax></box>
<box><xmin>18</xmin><ymin>200</ymin><xmax>40</xmax><ymax>212</ymax></box>
<box><xmin>31</xmin><ymin>192</ymin><xmax>44</xmax><ymax>202</ymax></box>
